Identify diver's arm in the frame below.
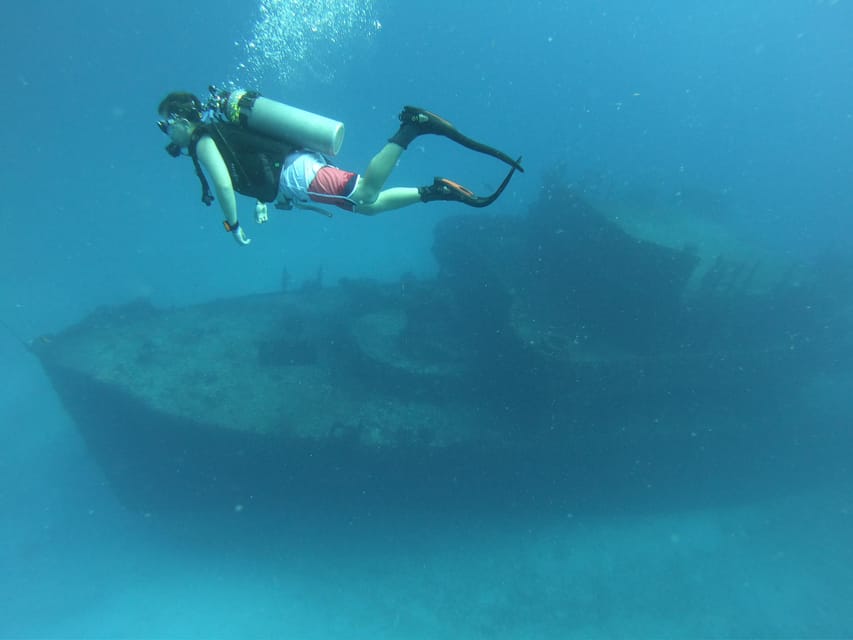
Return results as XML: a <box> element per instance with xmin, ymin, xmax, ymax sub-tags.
<box><xmin>196</xmin><ymin>135</ymin><xmax>250</xmax><ymax>245</ymax></box>
<box><xmin>195</xmin><ymin>136</ymin><xmax>238</xmax><ymax>227</ymax></box>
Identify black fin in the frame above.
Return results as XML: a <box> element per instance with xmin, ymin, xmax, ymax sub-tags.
<box><xmin>445</xmin><ymin>128</ymin><xmax>525</xmax><ymax>173</ymax></box>
<box><xmin>399</xmin><ymin>106</ymin><xmax>524</xmax><ymax>172</ymax></box>
<box><xmin>465</xmin><ymin>157</ymin><xmax>522</xmax><ymax>208</ymax></box>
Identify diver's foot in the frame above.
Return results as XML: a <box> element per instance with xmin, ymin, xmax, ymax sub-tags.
<box><xmin>388</xmin><ymin>106</ymin><xmax>457</xmax><ymax>149</ymax></box>
<box><xmin>420</xmin><ymin>160</ymin><xmax>521</xmax><ymax>209</ymax></box>
<box><xmin>419</xmin><ymin>177</ymin><xmax>477</xmax><ymax>205</ymax></box>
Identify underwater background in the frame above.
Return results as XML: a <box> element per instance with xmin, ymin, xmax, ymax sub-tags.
<box><xmin>1</xmin><ymin>0</ymin><xmax>852</xmax><ymax>637</ymax></box>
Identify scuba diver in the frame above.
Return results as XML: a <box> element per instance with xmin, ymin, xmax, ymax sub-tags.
<box><xmin>157</xmin><ymin>88</ymin><xmax>523</xmax><ymax>245</ymax></box>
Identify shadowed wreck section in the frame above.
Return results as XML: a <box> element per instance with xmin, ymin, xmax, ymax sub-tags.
<box><xmin>33</xmin><ymin>181</ymin><xmax>853</xmax><ymax>513</ymax></box>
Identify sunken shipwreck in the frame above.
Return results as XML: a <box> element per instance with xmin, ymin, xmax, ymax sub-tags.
<box><xmin>33</xmin><ymin>179</ymin><xmax>852</xmax><ymax>513</ymax></box>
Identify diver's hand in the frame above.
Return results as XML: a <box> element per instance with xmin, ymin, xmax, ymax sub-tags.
<box><xmin>255</xmin><ymin>201</ymin><xmax>269</xmax><ymax>224</ymax></box>
<box><xmin>232</xmin><ymin>225</ymin><xmax>251</xmax><ymax>246</ymax></box>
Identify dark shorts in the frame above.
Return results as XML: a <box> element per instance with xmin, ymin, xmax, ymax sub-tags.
<box><xmin>307</xmin><ymin>166</ymin><xmax>359</xmax><ymax>212</ymax></box>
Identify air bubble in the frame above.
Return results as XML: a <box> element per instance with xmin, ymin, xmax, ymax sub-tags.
<box><xmin>235</xmin><ymin>0</ymin><xmax>377</xmax><ymax>85</ymax></box>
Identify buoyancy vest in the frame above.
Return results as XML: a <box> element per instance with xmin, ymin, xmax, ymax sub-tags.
<box><xmin>188</xmin><ymin>122</ymin><xmax>297</xmax><ymax>204</ymax></box>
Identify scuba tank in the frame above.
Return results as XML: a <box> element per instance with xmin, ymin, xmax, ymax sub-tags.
<box><xmin>206</xmin><ymin>86</ymin><xmax>345</xmax><ymax>156</ymax></box>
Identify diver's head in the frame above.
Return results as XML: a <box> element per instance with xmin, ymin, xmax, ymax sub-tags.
<box><xmin>157</xmin><ymin>92</ymin><xmax>202</xmax><ymax>156</ymax></box>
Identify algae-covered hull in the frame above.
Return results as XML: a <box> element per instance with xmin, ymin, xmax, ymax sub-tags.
<box><xmin>32</xmin><ymin>286</ymin><xmax>832</xmax><ymax>512</ymax></box>
<box><xmin>33</xmin><ymin>290</ymin><xmax>496</xmax><ymax>509</ymax></box>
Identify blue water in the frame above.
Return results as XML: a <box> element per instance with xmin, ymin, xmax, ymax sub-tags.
<box><xmin>2</xmin><ymin>1</ymin><xmax>852</xmax><ymax>637</ymax></box>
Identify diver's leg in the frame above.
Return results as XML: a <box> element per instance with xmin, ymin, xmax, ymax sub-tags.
<box><xmin>355</xmin><ymin>160</ymin><xmax>521</xmax><ymax>215</ymax></box>
<box><xmin>355</xmin><ymin>187</ymin><xmax>421</xmax><ymax>215</ymax></box>
<box><xmin>350</xmin><ymin>143</ymin><xmax>405</xmax><ymax>207</ymax></box>
<box><xmin>350</xmin><ymin>106</ymin><xmax>475</xmax><ymax>208</ymax></box>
